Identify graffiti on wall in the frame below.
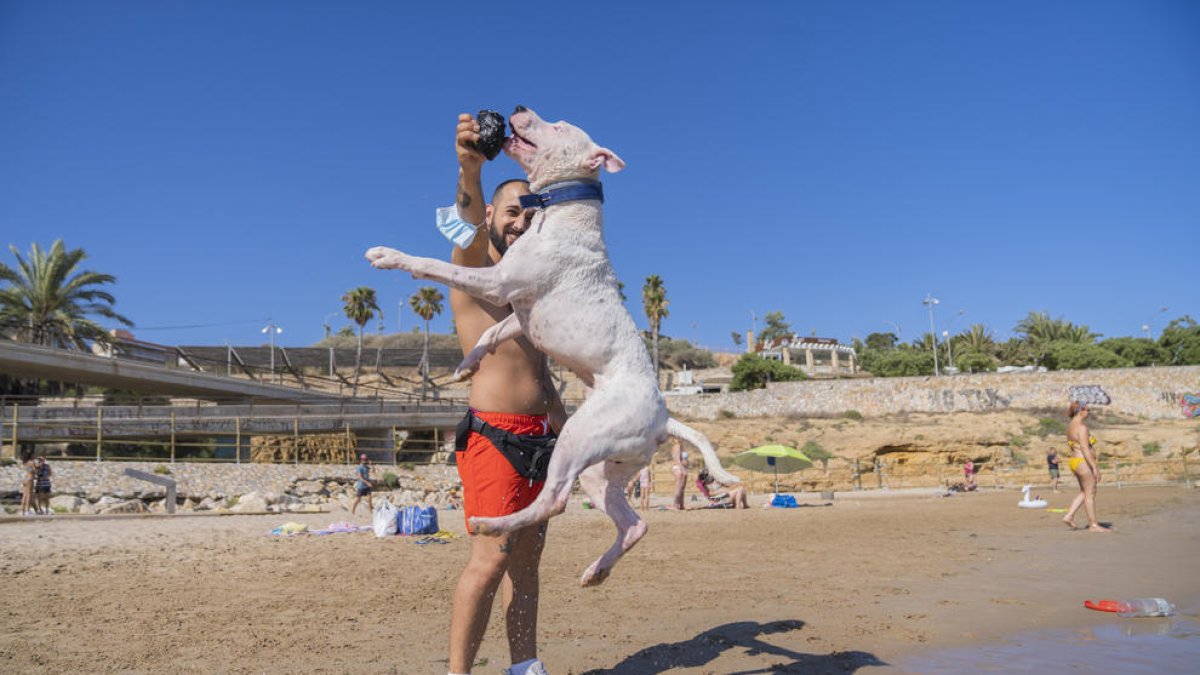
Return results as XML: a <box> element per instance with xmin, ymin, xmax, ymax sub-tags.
<box><xmin>927</xmin><ymin>389</ymin><xmax>1012</xmax><ymax>411</ymax></box>
<box><xmin>1068</xmin><ymin>385</ymin><xmax>1111</xmax><ymax>406</ymax></box>
<box><xmin>1181</xmin><ymin>393</ymin><xmax>1200</xmax><ymax>419</ymax></box>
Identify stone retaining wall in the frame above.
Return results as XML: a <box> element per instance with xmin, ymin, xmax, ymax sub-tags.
<box><xmin>0</xmin><ymin>460</ymin><xmax>460</xmax><ymax>507</ymax></box>
<box><xmin>666</xmin><ymin>366</ymin><xmax>1200</xmax><ymax>421</ymax></box>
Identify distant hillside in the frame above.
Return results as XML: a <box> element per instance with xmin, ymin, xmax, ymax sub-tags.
<box><xmin>314</xmin><ymin>332</ymin><xmax>462</xmax><ymax>350</ymax></box>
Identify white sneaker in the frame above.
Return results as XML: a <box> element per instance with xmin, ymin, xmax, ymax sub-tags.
<box><xmin>502</xmin><ymin>659</ymin><xmax>548</xmax><ymax>675</ymax></box>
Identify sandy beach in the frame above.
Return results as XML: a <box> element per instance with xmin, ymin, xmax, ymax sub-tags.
<box><xmin>1</xmin><ymin>484</ymin><xmax>1196</xmax><ymax>673</ymax></box>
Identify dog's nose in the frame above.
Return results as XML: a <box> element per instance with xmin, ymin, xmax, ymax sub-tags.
<box><xmin>513</xmin><ymin>105</ymin><xmax>528</xmax><ymax>114</ymax></box>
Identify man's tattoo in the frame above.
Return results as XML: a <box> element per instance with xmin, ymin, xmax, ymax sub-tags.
<box><xmin>499</xmin><ymin>540</ymin><xmax>512</xmax><ymax>554</ymax></box>
<box><xmin>457</xmin><ymin>188</ymin><xmax>472</xmax><ymax>209</ymax></box>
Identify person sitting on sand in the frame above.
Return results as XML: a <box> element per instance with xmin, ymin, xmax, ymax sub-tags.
<box><xmin>1062</xmin><ymin>402</ymin><xmax>1111</xmax><ymax>532</ymax></box>
<box><xmin>695</xmin><ymin>469</ymin><xmax>749</xmax><ymax>509</ymax></box>
<box><xmin>350</xmin><ymin>454</ymin><xmax>373</xmax><ymax>515</ymax></box>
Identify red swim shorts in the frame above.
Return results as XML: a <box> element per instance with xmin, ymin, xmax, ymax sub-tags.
<box><xmin>457</xmin><ymin>410</ymin><xmax>549</xmax><ymax>533</ymax></box>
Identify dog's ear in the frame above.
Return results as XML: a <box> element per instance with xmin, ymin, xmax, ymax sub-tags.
<box><xmin>587</xmin><ymin>146</ymin><xmax>625</xmax><ymax>174</ymax></box>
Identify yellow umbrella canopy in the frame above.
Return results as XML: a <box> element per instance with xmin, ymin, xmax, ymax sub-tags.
<box><xmin>732</xmin><ymin>445</ymin><xmax>814</xmax><ymax>494</ymax></box>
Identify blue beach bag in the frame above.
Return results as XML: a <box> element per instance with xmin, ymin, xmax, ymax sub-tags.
<box><xmin>398</xmin><ymin>505</ymin><xmax>439</xmax><ymax>535</ymax></box>
<box><xmin>770</xmin><ymin>494</ymin><xmax>799</xmax><ymax>508</ymax></box>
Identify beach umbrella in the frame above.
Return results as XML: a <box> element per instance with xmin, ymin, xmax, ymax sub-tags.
<box><xmin>732</xmin><ymin>444</ymin><xmax>813</xmax><ymax>495</ymax></box>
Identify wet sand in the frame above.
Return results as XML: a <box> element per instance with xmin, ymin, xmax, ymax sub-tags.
<box><xmin>1</xmin><ymin>486</ymin><xmax>1196</xmax><ymax>673</ymax></box>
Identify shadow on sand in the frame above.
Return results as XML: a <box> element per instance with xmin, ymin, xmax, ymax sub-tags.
<box><xmin>580</xmin><ymin>619</ymin><xmax>885</xmax><ymax>674</ymax></box>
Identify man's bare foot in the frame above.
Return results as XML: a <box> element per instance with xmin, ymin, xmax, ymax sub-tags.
<box><xmin>1062</xmin><ymin>516</ymin><xmax>1078</xmax><ymax>529</ymax></box>
<box><xmin>1087</xmin><ymin>524</ymin><xmax>1113</xmax><ymax>533</ymax></box>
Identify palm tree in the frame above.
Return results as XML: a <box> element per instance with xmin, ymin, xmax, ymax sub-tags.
<box><xmin>341</xmin><ymin>286</ymin><xmax>380</xmax><ymax>395</ymax></box>
<box><xmin>953</xmin><ymin>323</ymin><xmax>996</xmax><ymax>357</ymax></box>
<box><xmin>409</xmin><ymin>286</ymin><xmax>444</xmax><ymax>399</ymax></box>
<box><xmin>0</xmin><ymin>240</ymin><xmax>132</xmax><ymax>349</ymax></box>
<box><xmin>642</xmin><ymin>275</ymin><xmax>669</xmax><ymax>384</ymax></box>
<box><xmin>1014</xmin><ymin>311</ymin><xmax>1099</xmax><ymax>365</ymax></box>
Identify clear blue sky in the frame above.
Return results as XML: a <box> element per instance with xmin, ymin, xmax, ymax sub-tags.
<box><xmin>2</xmin><ymin>0</ymin><xmax>1197</xmax><ymax>351</ymax></box>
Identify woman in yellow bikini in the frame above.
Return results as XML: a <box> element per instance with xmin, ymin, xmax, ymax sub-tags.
<box><xmin>1062</xmin><ymin>402</ymin><xmax>1111</xmax><ymax>532</ymax></box>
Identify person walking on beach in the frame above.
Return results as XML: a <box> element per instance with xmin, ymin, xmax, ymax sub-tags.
<box><xmin>20</xmin><ymin>456</ymin><xmax>36</xmax><ymax>516</ymax></box>
<box><xmin>670</xmin><ymin>438</ymin><xmax>688</xmax><ymax>510</ymax></box>
<box><xmin>963</xmin><ymin>459</ymin><xmax>977</xmax><ymax>491</ymax></box>
<box><xmin>1062</xmin><ymin>402</ymin><xmax>1111</xmax><ymax>532</ymax></box>
<box><xmin>1047</xmin><ymin>446</ymin><xmax>1061</xmax><ymax>493</ymax></box>
<box><xmin>442</xmin><ymin>113</ymin><xmax>566</xmax><ymax>675</ymax></box>
<box><xmin>350</xmin><ymin>454</ymin><xmax>373</xmax><ymax>515</ymax></box>
<box><xmin>637</xmin><ymin>465</ymin><xmax>651</xmax><ymax>510</ymax></box>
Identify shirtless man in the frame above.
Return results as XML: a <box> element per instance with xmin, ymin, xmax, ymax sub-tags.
<box><xmin>445</xmin><ymin>113</ymin><xmax>566</xmax><ymax>675</ymax></box>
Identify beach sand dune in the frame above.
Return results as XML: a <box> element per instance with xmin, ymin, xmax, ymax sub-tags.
<box><xmin>1</xmin><ymin>487</ymin><xmax>1196</xmax><ymax>673</ymax></box>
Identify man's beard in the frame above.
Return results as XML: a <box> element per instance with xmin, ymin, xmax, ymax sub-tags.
<box><xmin>488</xmin><ymin>223</ymin><xmax>508</xmax><ymax>256</ymax></box>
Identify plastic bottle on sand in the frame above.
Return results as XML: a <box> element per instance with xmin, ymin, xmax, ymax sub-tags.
<box><xmin>1118</xmin><ymin>598</ymin><xmax>1175</xmax><ymax>618</ymax></box>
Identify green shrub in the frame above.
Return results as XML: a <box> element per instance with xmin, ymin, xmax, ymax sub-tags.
<box><xmin>0</xmin><ymin>457</ymin><xmax>15</xmax><ymax>467</ymax></box>
<box><xmin>152</xmin><ymin>465</ymin><xmax>172</xmax><ymax>475</ymax></box>
<box><xmin>1142</xmin><ymin>441</ymin><xmax>1162</xmax><ymax>456</ymax></box>
<box><xmin>224</xmin><ymin>497</ymin><xmax>238</xmax><ymax>509</ymax></box>
<box><xmin>718</xmin><ymin>409</ymin><xmax>736</xmax><ymax>419</ymax></box>
<box><xmin>862</xmin><ymin>349</ymin><xmax>936</xmax><ymax>377</ymax></box>
<box><xmin>381</xmin><ymin>472</ymin><xmax>400</xmax><ymax>489</ymax></box>
<box><xmin>1042</xmin><ymin>341</ymin><xmax>1130</xmax><ymax>371</ymax></box>
<box><xmin>729</xmin><ymin>353</ymin><xmax>807</xmax><ymax>392</ymax></box>
<box><xmin>1008</xmin><ymin>434</ymin><xmax>1029</xmax><ymax>448</ymax></box>
<box><xmin>800</xmin><ymin>440</ymin><xmax>834</xmax><ymax>467</ymax></box>
<box><xmin>955</xmin><ymin>352</ymin><xmax>997</xmax><ymax>373</ymax></box>
<box><xmin>843</xmin><ymin>410</ymin><xmax>864</xmax><ymax>421</ymax></box>
<box><xmin>1098</xmin><ymin>337</ymin><xmax>1169</xmax><ymax>367</ymax></box>
<box><xmin>1026</xmin><ymin>417</ymin><xmax>1067</xmax><ymax>438</ymax></box>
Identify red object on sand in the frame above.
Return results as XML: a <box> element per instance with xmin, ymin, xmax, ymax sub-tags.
<box><xmin>1084</xmin><ymin>599</ymin><xmax>1131</xmax><ymax>613</ymax></box>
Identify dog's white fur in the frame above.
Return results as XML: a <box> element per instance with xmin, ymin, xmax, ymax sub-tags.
<box><xmin>366</xmin><ymin>108</ymin><xmax>738</xmax><ymax>586</ymax></box>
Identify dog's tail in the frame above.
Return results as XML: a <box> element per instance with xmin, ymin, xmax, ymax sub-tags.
<box><xmin>666</xmin><ymin>417</ymin><xmax>741</xmax><ymax>485</ymax></box>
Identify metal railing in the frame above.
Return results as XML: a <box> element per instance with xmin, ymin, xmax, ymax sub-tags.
<box><xmin>1</xmin><ymin>396</ymin><xmax>463</xmax><ymax>465</ymax></box>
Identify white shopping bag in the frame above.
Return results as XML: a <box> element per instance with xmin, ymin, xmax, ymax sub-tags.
<box><xmin>372</xmin><ymin>499</ymin><xmax>398</xmax><ymax>538</ymax></box>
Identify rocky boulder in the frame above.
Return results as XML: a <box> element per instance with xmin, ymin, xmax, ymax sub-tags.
<box><xmin>231</xmin><ymin>492</ymin><xmax>269</xmax><ymax>513</ymax></box>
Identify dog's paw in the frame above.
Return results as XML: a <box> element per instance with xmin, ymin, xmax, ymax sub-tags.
<box><xmin>468</xmin><ymin>517</ymin><xmax>495</xmax><ymax>536</ymax></box>
<box><xmin>580</xmin><ymin>562</ymin><xmax>612</xmax><ymax>588</ymax></box>
<box><xmin>451</xmin><ymin>365</ymin><xmax>478</xmax><ymax>382</ymax></box>
<box><xmin>453</xmin><ymin>348</ymin><xmax>487</xmax><ymax>381</ymax></box>
<box><xmin>364</xmin><ymin>246</ymin><xmax>412</xmax><ymax>270</ymax></box>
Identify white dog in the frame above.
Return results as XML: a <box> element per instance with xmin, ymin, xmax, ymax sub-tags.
<box><xmin>366</xmin><ymin>106</ymin><xmax>738</xmax><ymax>586</ymax></box>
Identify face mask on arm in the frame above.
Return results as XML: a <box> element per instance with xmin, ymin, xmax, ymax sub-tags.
<box><xmin>435</xmin><ymin>205</ymin><xmax>482</xmax><ymax>249</ymax></box>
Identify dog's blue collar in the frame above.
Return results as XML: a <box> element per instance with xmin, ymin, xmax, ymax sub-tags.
<box><xmin>519</xmin><ymin>180</ymin><xmax>604</xmax><ymax>210</ymax></box>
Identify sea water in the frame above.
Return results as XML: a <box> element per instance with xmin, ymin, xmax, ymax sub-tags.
<box><xmin>898</xmin><ymin>613</ymin><xmax>1200</xmax><ymax>672</ymax></box>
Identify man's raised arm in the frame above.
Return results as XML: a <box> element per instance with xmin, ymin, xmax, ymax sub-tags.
<box><xmin>453</xmin><ymin>113</ymin><xmax>489</xmax><ymax>267</ymax></box>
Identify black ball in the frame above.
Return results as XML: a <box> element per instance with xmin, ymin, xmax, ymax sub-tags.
<box><xmin>473</xmin><ymin>109</ymin><xmax>507</xmax><ymax>161</ymax></box>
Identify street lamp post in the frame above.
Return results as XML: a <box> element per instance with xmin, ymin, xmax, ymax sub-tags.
<box><xmin>1143</xmin><ymin>307</ymin><xmax>1168</xmax><ymax>339</ymax></box>
<box><xmin>942</xmin><ymin>330</ymin><xmax>952</xmax><ymax>372</ymax></box>
<box><xmin>262</xmin><ymin>320</ymin><xmax>283</xmax><ymax>384</ymax></box>
<box><xmin>923</xmin><ymin>295</ymin><xmax>940</xmax><ymax>376</ymax></box>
